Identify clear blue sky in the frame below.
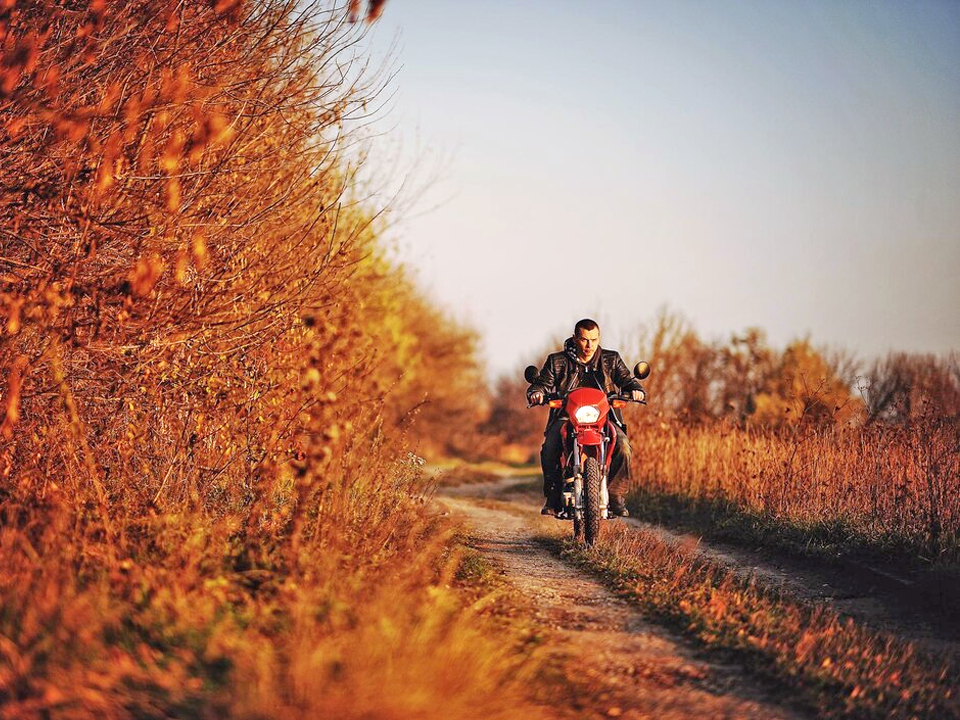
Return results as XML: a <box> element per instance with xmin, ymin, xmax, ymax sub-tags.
<box><xmin>361</xmin><ymin>0</ymin><xmax>960</xmax><ymax>377</ymax></box>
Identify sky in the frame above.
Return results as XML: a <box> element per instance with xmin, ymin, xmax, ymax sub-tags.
<box><xmin>358</xmin><ymin>0</ymin><xmax>960</xmax><ymax>379</ymax></box>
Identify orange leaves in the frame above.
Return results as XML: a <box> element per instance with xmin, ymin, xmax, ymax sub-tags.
<box><xmin>160</xmin><ymin>128</ymin><xmax>185</xmax><ymax>173</ymax></box>
<box><xmin>368</xmin><ymin>0</ymin><xmax>389</xmax><ymax>22</ymax></box>
<box><xmin>159</xmin><ymin>65</ymin><xmax>192</xmax><ymax>105</ymax></box>
<box><xmin>158</xmin><ymin>109</ymin><xmax>235</xmax><ymax>189</ymax></box>
<box><xmin>191</xmin><ymin>234</ymin><xmax>208</xmax><ymax>269</ymax></box>
<box><xmin>187</xmin><ymin>110</ymin><xmax>235</xmax><ymax>164</ymax></box>
<box><xmin>173</xmin><ymin>247</ymin><xmax>190</xmax><ymax>284</ymax></box>
<box><xmin>37</xmin><ymin>103</ymin><xmax>93</xmax><ymax>143</ymax></box>
<box><xmin>77</xmin><ymin>0</ymin><xmax>106</xmax><ymax>37</ymax></box>
<box><xmin>146</xmin><ymin>69</ymin><xmax>236</xmax><ymax>214</ymax></box>
<box><xmin>94</xmin><ymin>131</ymin><xmax>121</xmax><ymax>193</ymax></box>
<box><xmin>36</xmin><ymin>62</ymin><xmax>59</xmax><ymax>95</ymax></box>
<box><xmin>348</xmin><ymin>0</ymin><xmax>389</xmax><ymax>24</ymax></box>
<box><xmin>174</xmin><ymin>235</ymin><xmax>209</xmax><ymax>282</ymax></box>
<box><xmin>122</xmin><ymin>83</ymin><xmax>157</xmax><ymax>148</ymax></box>
<box><xmin>4</xmin><ymin>295</ymin><xmax>24</xmax><ymax>334</ymax></box>
<box><xmin>128</xmin><ymin>254</ymin><xmax>165</xmax><ymax>296</ymax></box>
<box><xmin>165</xmin><ymin>176</ymin><xmax>181</xmax><ymax>211</ymax></box>
<box><xmin>163</xmin><ymin>4</ymin><xmax>181</xmax><ymax>34</ymax></box>
<box><xmin>0</xmin><ymin>2</ymin><xmax>502</xmax><ymax>714</ymax></box>
<box><xmin>4</xmin><ymin>113</ymin><xmax>26</xmax><ymax>137</ymax></box>
<box><xmin>0</xmin><ymin>28</ymin><xmax>39</xmax><ymax>97</ymax></box>
<box><xmin>1</xmin><ymin>355</ymin><xmax>27</xmax><ymax>440</ymax></box>
<box><xmin>211</xmin><ymin>0</ymin><xmax>243</xmax><ymax>22</ymax></box>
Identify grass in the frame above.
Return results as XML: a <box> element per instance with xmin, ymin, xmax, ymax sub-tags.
<box><xmin>0</xmin><ymin>5</ymin><xmax>558</xmax><ymax>717</ymax></box>
<box><xmin>0</xmin><ymin>472</ymin><xmax>560</xmax><ymax>720</ymax></box>
<box><xmin>627</xmin><ymin>490</ymin><xmax>960</xmax><ymax>616</ymax></box>
<box><xmin>631</xmin><ymin>488</ymin><xmax>886</xmax><ymax>557</ymax></box>
<box><xmin>429</xmin><ymin>460</ymin><xmax>541</xmax><ymax>487</ymax></box>
<box><xmin>627</xmin><ymin>420</ymin><xmax>960</xmax><ymax>568</ymax></box>
<box><xmin>559</xmin><ymin>523</ymin><xmax>959</xmax><ymax>720</ymax></box>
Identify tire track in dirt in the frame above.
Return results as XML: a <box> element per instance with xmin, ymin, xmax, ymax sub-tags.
<box><xmin>439</xmin><ymin>492</ymin><xmax>810</xmax><ymax>720</ymax></box>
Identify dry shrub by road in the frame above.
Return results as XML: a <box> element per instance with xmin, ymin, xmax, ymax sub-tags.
<box><xmin>628</xmin><ymin>417</ymin><xmax>960</xmax><ymax>567</ymax></box>
<box><xmin>0</xmin><ymin>2</ymin><xmax>538</xmax><ymax>717</ymax></box>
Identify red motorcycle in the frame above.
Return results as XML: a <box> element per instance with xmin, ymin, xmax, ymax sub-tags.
<box><xmin>524</xmin><ymin>362</ymin><xmax>650</xmax><ymax>545</ymax></box>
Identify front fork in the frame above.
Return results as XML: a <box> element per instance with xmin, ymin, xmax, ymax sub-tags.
<box><xmin>561</xmin><ymin>436</ymin><xmax>610</xmax><ymax>518</ymax></box>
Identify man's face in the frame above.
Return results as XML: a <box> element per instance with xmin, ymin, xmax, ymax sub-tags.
<box><xmin>575</xmin><ymin>327</ymin><xmax>600</xmax><ymax>363</ymax></box>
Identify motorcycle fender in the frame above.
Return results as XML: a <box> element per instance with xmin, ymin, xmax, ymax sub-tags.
<box><xmin>576</xmin><ymin>428</ymin><xmax>604</xmax><ymax>445</ymax></box>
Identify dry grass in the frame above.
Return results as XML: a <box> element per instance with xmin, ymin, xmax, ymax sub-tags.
<box><xmin>626</xmin><ymin>418</ymin><xmax>960</xmax><ymax>567</ymax></box>
<box><xmin>0</xmin><ymin>451</ymin><xmax>553</xmax><ymax>719</ymax></box>
<box><xmin>564</xmin><ymin>524</ymin><xmax>959</xmax><ymax>720</ymax></box>
<box><xmin>613</xmin><ymin>311</ymin><xmax>960</xmax><ymax>569</ymax></box>
<box><xmin>0</xmin><ymin>3</ymin><xmax>550</xmax><ymax>717</ymax></box>
<box><xmin>430</xmin><ymin>460</ymin><xmax>539</xmax><ymax>487</ymax></box>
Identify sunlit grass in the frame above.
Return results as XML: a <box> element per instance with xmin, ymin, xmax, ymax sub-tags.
<box><xmin>0</xmin><ymin>2</ymin><xmax>546</xmax><ymax>717</ymax></box>
<box><xmin>627</xmin><ymin>420</ymin><xmax>959</xmax><ymax>568</ymax></box>
<box><xmin>563</xmin><ymin>524</ymin><xmax>959</xmax><ymax>720</ymax></box>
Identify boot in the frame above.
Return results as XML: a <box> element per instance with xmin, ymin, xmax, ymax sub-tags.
<box><xmin>609</xmin><ymin>494</ymin><xmax>629</xmax><ymax>517</ymax></box>
<box><xmin>541</xmin><ymin>483</ymin><xmax>562</xmax><ymax>516</ymax></box>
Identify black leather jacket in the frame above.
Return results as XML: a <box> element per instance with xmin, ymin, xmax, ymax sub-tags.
<box><xmin>526</xmin><ymin>337</ymin><xmax>644</xmax><ymax>430</ymax></box>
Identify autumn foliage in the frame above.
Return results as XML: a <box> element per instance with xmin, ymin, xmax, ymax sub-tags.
<box><xmin>610</xmin><ymin>310</ymin><xmax>960</xmax><ymax>566</ymax></box>
<box><xmin>0</xmin><ymin>2</ymin><xmax>535</xmax><ymax>718</ymax></box>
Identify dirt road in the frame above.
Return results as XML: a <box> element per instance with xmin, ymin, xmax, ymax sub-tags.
<box><xmin>444</xmin><ymin>475</ymin><xmax>960</xmax><ymax>658</ymax></box>
<box><xmin>439</xmin><ymin>481</ymin><xmax>811</xmax><ymax>720</ymax></box>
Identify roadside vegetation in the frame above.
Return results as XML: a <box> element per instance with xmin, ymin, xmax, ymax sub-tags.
<box><xmin>490</xmin><ymin>311</ymin><xmax>959</xmax><ymax>582</ymax></box>
<box><xmin>488</xmin><ymin>310</ymin><xmax>958</xmax><ymax>716</ymax></box>
<box><xmin>3</xmin><ymin>2</ymin><xmax>957</xmax><ymax>717</ymax></box>
<box><xmin>561</xmin><ymin>525</ymin><xmax>959</xmax><ymax>720</ymax></box>
<box><xmin>619</xmin><ymin>311</ymin><xmax>960</xmax><ymax>623</ymax></box>
<box><xmin>0</xmin><ymin>3</ymin><xmax>546</xmax><ymax>717</ymax></box>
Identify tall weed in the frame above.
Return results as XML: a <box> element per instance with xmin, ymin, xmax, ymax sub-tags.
<box><xmin>0</xmin><ymin>3</ymin><xmax>539</xmax><ymax>717</ymax></box>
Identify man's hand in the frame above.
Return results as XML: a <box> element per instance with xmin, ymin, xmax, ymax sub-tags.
<box><xmin>631</xmin><ymin>389</ymin><xmax>645</xmax><ymax>402</ymax></box>
<box><xmin>529</xmin><ymin>391</ymin><xmax>545</xmax><ymax>406</ymax></box>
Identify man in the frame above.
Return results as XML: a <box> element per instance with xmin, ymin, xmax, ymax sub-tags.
<box><xmin>526</xmin><ymin>318</ymin><xmax>644</xmax><ymax>517</ymax></box>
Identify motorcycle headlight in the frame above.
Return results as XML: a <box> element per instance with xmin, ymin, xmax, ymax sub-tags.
<box><xmin>574</xmin><ymin>405</ymin><xmax>601</xmax><ymax>424</ymax></box>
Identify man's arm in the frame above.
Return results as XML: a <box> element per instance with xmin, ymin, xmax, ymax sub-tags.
<box><xmin>527</xmin><ymin>356</ymin><xmax>557</xmax><ymax>403</ymax></box>
<box><xmin>611</xmin><ymin>352</ymin><xmax>644</xmax><ymax>394</ymax></box>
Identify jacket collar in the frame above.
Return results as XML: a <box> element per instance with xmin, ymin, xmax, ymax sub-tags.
<box><xmin>563</xmin><ymin>336</ymin><xmax>601</xmax><ymax>369</ymax></box>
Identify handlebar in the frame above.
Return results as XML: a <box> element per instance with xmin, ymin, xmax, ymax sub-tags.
<box><xmin>526</xmin><ymin>390</ymin><xmax>646</xmax><ymax>408</ymax></box>
<box><xmin>525</xmin><ymin>393</ymin><xmax>559</xmax><ymax>409</ymax></box>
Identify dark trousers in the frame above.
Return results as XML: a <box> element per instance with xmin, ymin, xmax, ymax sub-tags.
<box><xmin>540</xmin><ymin>417</ymin><xmax>632</xmax><ymax>500</ymax></box>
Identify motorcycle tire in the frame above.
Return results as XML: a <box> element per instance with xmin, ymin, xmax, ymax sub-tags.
<box><xmin>582</xmin><ymin>457</ymin><xmax>602</xmax><ymax>546</ymax></box>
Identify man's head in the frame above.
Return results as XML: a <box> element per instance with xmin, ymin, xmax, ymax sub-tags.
<box><xmin>573</xmin><ymin>318</ymin><xmax>600</xmax><ymax>363</ymax></box>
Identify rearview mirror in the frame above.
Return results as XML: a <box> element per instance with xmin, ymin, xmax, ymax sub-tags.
<box><xmin>524</xmin><ymin>365</ymin><xmax>539</xmax><ymax>383</ymax></box>
<box><xmin>633</xmin><ymin>361</ymin><xmax>650</xmax><ymax>380</ymax></box>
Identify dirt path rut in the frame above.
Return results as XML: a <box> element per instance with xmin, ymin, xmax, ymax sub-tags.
<box><xmin>439</xmin><ymin>492</ymin><xmax>810</xmax><ymax>720</ymax></box>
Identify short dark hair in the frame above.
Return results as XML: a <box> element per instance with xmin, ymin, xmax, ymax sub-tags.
<box><xmin>574</xmin><ymin>318</ymin><xmax>599</xmax><ymax>335</ymax></box>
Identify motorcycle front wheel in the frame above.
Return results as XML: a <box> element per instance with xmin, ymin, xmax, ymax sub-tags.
<box><xmin>582</xmin><ymin>457</ymin><xmax>602</xmax><ymax>546</ymax></box>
